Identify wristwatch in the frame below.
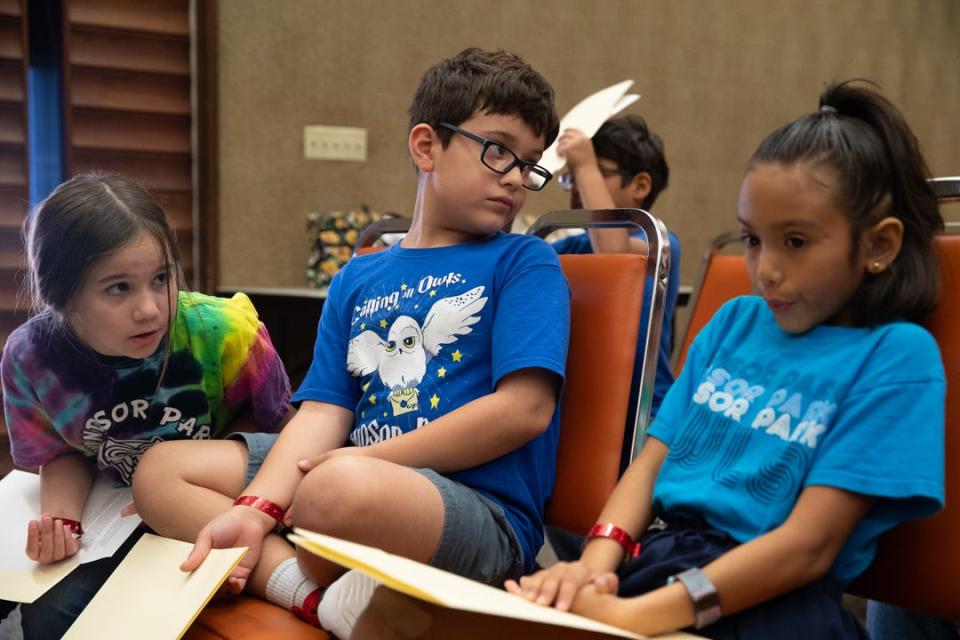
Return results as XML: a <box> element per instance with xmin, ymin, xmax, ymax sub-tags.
<box><xmin>668</xmin><ymin>567</ymin><xmax>722</xmax><ymax>629</ymax></box>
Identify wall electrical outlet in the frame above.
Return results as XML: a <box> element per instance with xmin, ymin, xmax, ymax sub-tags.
<box><xmin>304</xmin><ymin>125</ymin><xmax>367</xmax><ymax>161</ymax></box>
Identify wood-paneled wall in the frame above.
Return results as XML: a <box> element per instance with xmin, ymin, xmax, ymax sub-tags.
<box><xmin>216</xmin><ymin>0</ymin><xmax>960</xmax><ymax>289</ymax></box>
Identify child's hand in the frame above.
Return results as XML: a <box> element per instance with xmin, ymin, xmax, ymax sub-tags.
<box><xmin>297</xmin><ymin>446</ymin><xmax>368</xmax><ymax>473</ymax></box>
<box><xmin>25</xmin><ymin>515</ymin><xmax>81</xmax><ymax>564</ymax></box>
<box><xmin>181</xmin><ymin>507</ymin><xmax>272</xmax><ymax>594</ymax></box>
<box><xmin>504</xmin><ymin>560</ymin><xmax>607</xmax><ymax>611</ymax></box>
<box><xmin>556</xmin><ymin>129</ymin><xmax>597</xmax><ymax>172</ymax></box>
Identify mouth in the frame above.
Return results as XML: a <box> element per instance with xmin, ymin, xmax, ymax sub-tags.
<box><xmin>489</xmin><ymin>197</ymin><xmax>513</xmax><ymax>212</ymax></box>
<box><xmin>129</xmin><ymin>329</ymin><xmax>161</xmax><ymax>346</ymax></box>
<box><xmin>765</xmin><ymin>299</ymin><xmax>794</xmax><ymax>313</ymax></box>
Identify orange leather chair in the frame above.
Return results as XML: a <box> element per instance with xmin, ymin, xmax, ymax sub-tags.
<box><xmin>185</xmin><ymin>208</ymin><xmax>672</xmax><ymax>637</ymax></box>
<box><xmin>352</xmin><ymin>216</ymin><xmax>412</xmax><ymax>256</ymax></box>
<box><xmin>528</xmin><ymin>208</ymin><xmax>672</xmax><ymax>532</ymax></box>
<box><xmin>671</xmin><ymin>232</ymin><xmax>751</xmax><ymax>374</ymax></box>
<box><xmin>848</xmin><ymin>204</ymin><xmax>960</xmax><ymax>617</ymax></box>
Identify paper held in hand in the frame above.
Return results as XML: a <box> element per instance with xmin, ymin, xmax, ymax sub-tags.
<box><xmin>538</xmin><ymin>80</ymin><xmax>640</xmax><ymax>175</ymax></box>
<box><xmin>289</xmin><ymin>528</ymin><xmax>702</xmax><ymax>639</ymax></box>
<box><xmin>62</xmin><ymin>533</ymin><xmax>246</xmax><ymax>640</ymax></box>
<box><xmin>0</xmin><ymin>469</ymin><xmax>143</xmax><ymax>603</ymax></box>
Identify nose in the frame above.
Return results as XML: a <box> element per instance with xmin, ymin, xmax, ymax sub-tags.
<box><xmin>499</xmin><ymin>163</ymin><xmax>524</xmax><ymax>189</ymax></box>
<box><xmin>754</xmin><ymin>249</ymin><xmax>784</xmax><ymax>289</ymax></box>
<box><xmin>133</xmin><ymin>291</ymin><xmax>161</xmax><ymax>322</ymax></box>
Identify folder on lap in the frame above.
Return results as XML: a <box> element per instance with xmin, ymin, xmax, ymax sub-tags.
<box><xmin>289</xmin><ymin>528</ymin><xmax>702</xmax><ymax>639</ymax></box>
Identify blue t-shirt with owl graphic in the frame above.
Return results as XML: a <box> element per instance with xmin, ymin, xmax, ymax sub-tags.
<box><xmin>293</xmin><ymin>232</ymin><xmax>570</xmax><ymax>572</ymax></box>
<box><xmin>650</xmin><ymin>296</ymin><xmax>944</xmax><ymax>583</ymax></box>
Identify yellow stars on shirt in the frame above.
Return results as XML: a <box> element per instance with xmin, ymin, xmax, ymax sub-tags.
<box><xmin>379</xmin><ymin>318</ymin><xmax>388</xmax><ymax>329</ymax></box>
<box><xmin>400</xmin><ymin>283</ymin><xmax>408</xmax><ymax>291</ymax></box>
<box><xmin>429</xmin><ymin>290</ymin><xmax>437</xmax><ymax>297</ymax></box>
<box><xmin>437</xmin><ymin>366</ymin><xmax>446</xmax><ymax>378</ymax></box>
<box><xmin>430</xmin><ymin>394</ymin><xmax>440</xmax><ymax>409</ymax></box>
<box><xmin>452</xmin><ymin>350</ymin><xmax>463</xmax><ymax>363</ymax></box>
<box><xmin>360</xmin><ymin>322</ymin><xmax>366</xmax><ymax>330</ymax></box>
<box><xmin>368</xmin><ymin>394</ymin><xmax>376</xmax><ymax>405</ymax></box>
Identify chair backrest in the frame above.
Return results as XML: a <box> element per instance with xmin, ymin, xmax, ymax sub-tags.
<box><xmin>672</xmin><ymin>232</ymin><xmax>751</xmax><ymax>374</ymax></box>
<box><xmin>849</xmin><ymin>208</ymin><xmax>960</xmax><ymax>618</ymax></box>
<box><xmin>352</xmin><ymin>216</ymin><xmax>412</xmax><ymax>256</ymax></box>
<box><xmin>528</xmin><ymin>208</ymin><xmax>671</xmax><ymax>534</ymax></box>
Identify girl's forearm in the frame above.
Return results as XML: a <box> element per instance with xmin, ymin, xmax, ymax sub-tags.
<box><xmin>608</xmin><ymin>486</ymin><xmax>872</xmax><ymax>635</ymax></box>
<box><xmin>582</xmin><ymin>437</ymin><xmax>669</xmax><ymax>571</ymax></box>
<box><xmin>39</xmin><ymin>452</ymin><xmax>96</xmax><ymax>519</ymax></box>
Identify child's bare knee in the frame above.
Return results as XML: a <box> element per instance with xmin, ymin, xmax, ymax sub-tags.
<box><xmin>133</xmin><ymin>441</ymin><xmax>182</xmax><ymax>498</ymax></box>
<box><xmin>292</xmin><ymin>456</ymin><xmax>378</xmax><ymax>530</ymax></box>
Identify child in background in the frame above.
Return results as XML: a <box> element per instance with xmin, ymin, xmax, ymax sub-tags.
<box><xmin>132</xmin><ymin>47</ymin><xmax>569</xmax><ymax>637</ymax></box>
<box><xmin>0</xmin><ymin>174</ymin><xmax>292</xmax><ymax>639</ymax></box>
<box><xmin>550</xmin><ymin>114</ymin><xmax>679</xmax><ymax>415</ymax></box>
<box><xmin>357</xmin><ymin>80</ymin><xmax>946</xmax><ymax>639</ymax></box>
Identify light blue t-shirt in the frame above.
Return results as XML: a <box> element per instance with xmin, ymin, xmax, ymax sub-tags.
<box><xmin>551</xmin><ymin>229</ymin><xmax>681</xmax><ymax>416</ymax></box>
<box><xmin>650</xmin><ymin>296</ymin><xmax>945</xmax><ymax>583</ymax></box>
<box><xmin>294</xmin><ymin>232</ymin><xmax>570</xmax><ymax>572</ymax></box>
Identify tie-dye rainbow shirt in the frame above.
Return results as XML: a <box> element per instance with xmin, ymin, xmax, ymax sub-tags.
<box><xmin>2</xmin><ymin>292</ymin><xmax>291</xmax><ymax>485</ymax></box>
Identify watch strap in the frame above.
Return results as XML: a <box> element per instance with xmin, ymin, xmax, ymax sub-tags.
<box><xmin>668</xmin><ymin>567</ymin><xmax>721</xmax><ymax>629</ymax></box>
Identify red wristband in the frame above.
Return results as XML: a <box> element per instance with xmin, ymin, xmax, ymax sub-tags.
<box><xmin>55</xmin><ymin>517</ymin><xmax>84</xmax><ymax>539</ymax></box>
<box><xmin>586</xmin><ymin>523</ymin><xmax>641</xmax><ymax>558</ymax></box>
<box><xmin>233</xmin><ymin>496</ymin><xmax>286</xmax><ymax>527</ymax></box>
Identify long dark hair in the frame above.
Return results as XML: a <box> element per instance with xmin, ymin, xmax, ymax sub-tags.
<box><xmin>749</xmin><ymin>80</ymin><xmax>943</xmax><ymax>325</ymax></box>
<box><xmin>24</xmin><ymin>173</ymin><xmax>184</xmax><ymax>327</ymax></box>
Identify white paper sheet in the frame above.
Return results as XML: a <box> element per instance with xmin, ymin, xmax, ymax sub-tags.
<box><xmin>289</xmin><ymin>528</ymin><xmax>701</xmax><ymax>640</ymax></box>
<box><xmin>62</xmin><ymin>534</ymin><xmax>246</xmax><ymax>640</ymax></box>
<box><xmin>539</xmin><ymin>80</ymin><xmax>639</xmax><ymax>175</ymax></box>
<box><xmin>0</xmin><ymin>470</ymin><xmax>143</xmax><ymax>603</ymax></box>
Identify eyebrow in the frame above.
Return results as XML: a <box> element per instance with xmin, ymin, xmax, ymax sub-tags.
<box><xmin>736</xmin><ymin>217</ymin><xmax>821</xmax><ymax>231</ymax></box>
<box><xmin>95</xmin><ymin>265</ymin><xmax>167</xmax><ymax>285</ymax></box>
<box><xmin>478</xmin><ymin>129</ymin><xmax>544</xmax><ymax>159</ymax></box>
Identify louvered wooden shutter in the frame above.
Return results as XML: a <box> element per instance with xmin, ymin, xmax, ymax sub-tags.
<box><xmin>62</xmin><ymin>0</ymin><xmax>194</xmax><ymax>280</ymax></box>
<box><xmin>0</xmin><ymin>0</ymin><xmax>27</xmax><ymax>439</ymax></box>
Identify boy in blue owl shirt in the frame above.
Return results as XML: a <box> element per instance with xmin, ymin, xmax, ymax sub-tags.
<box><xmin>133</xmin><ymin>47</ymin><xmax>569</xmax><ymax>634</ymax></box>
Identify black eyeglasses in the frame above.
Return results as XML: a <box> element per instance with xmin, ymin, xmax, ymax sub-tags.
<box><xmin>557</xmin><ymin>167</ymin><xmax>636</xmax><ymax>192</ymax></box>
<box><xmin>436</xmin><ymin>122</ymin><xmax>552</xmax><ymax>191</ymax></box>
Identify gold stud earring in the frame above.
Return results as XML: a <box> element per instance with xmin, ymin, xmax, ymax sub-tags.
<box><xmin>872</xmin><ymin>261</ymin><xmax>882</xmax><ymax>272</ymax></box>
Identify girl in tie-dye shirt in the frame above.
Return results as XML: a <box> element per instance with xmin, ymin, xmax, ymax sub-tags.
<box><xmin>0</xmin><ymin>174</ymin><xmax>291</xmax><ymax>640</ymax></box>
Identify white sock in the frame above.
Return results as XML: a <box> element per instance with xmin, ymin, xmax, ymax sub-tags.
<box><xmin>265</xmin><ymin>557</ymin><xmax>321</xmax><ymax>611</ymax></box>
<box><xmin>317</xmin><ymin>570</ymin><xmax>381</xmax><ymax>638</ymax></box>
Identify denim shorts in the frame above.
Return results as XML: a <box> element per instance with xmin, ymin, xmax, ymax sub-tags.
<box><xmin>229</xmin><ymin>431</ymin><xmax>278</xmax><ymax>485</ymax></box>
<box><xmin>229</xmin><ymin>432</ymin><xmax>524</xmax><ymax>585</ymax></box>
<box><xmin>414</xmin><ymin>468</ymin><xmax>524</xmax><ymax>585</ymax></box>
<box><xmin>618</xmin><ymin>515</ymin><xmax>867</xmax><ymax>640</ymax></box>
